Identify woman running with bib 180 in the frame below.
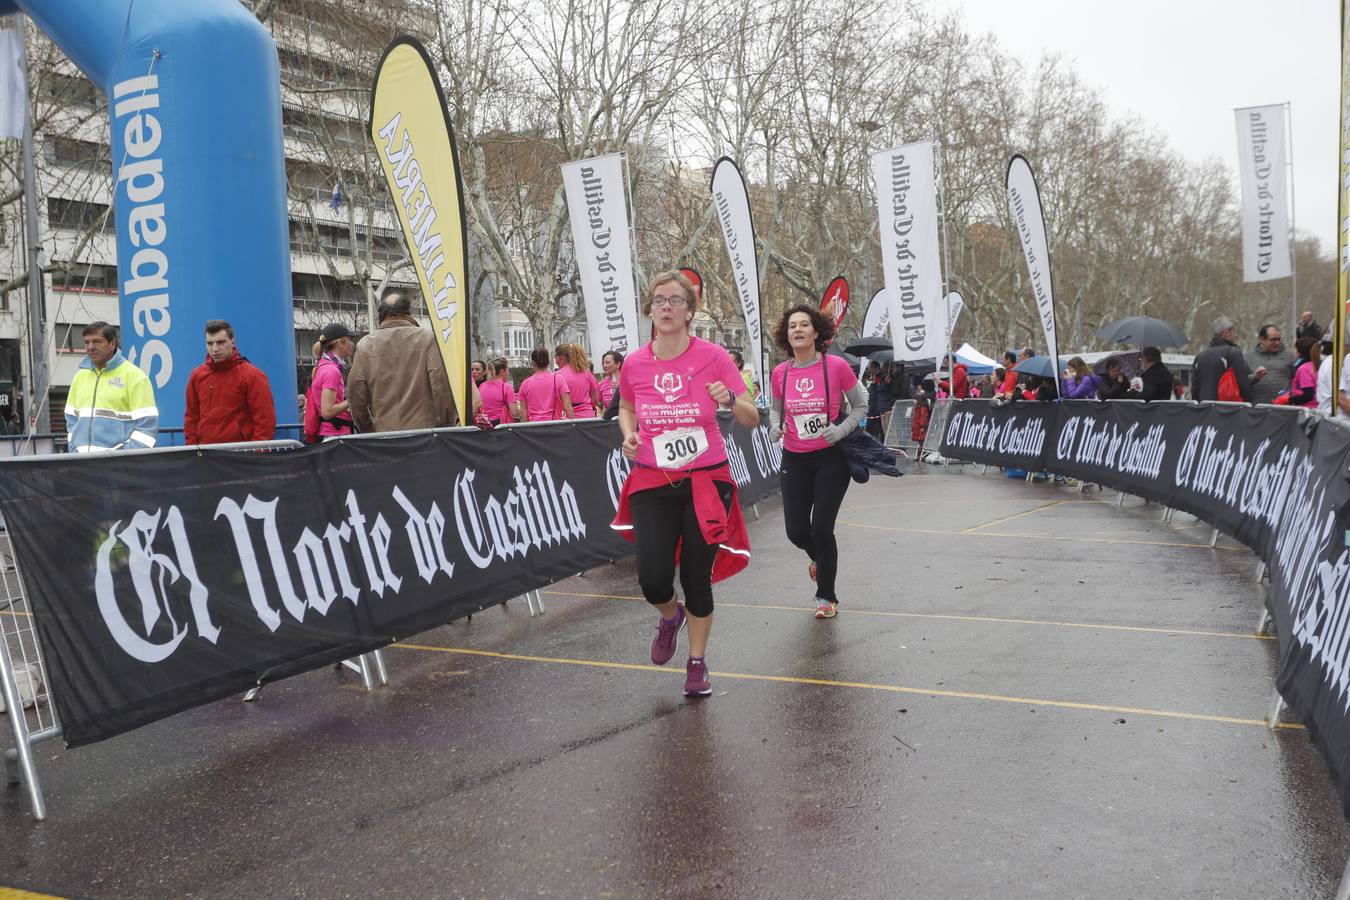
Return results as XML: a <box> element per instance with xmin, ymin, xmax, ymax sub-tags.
<box><xmin>611</xmin><ymin>270</ymin><xmax>760</xmax><ymax>697</ymax></box>
<box><xmin>770</xmin><ymin>304</ymin><xmax>867</xmax><ymax>619</ymax></box>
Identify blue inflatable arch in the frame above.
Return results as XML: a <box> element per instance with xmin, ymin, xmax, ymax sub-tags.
<box><xmin>1</xmin><ymin>0</ymin><xmax>297</xmax><ymax>430</ymax></box>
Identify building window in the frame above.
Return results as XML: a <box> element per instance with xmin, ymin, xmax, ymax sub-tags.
<box><xmin>47</xmin><ymin>198</ymin><xmax>115</xmax><ymax>235</ymax></box>
<box><xmin>295</xmin><ymin>329</ymin><xmax>318</xmax><ymax>362</ymax></box>
<box><xmin>52</xmin><ymin>323</ymin><xmax>85</xmax><ymax>354</ymax></box>
<box><xmin>53</xmin><ymin>263</ymin><xmax>117</xmax><ymax>292</ymax></box>
<box><xmin>37</xmin><ymin>72</ymin><xmax>100</xmax><ymax>110</ymax></box>
<box><xmin>44</xmin><ymin>138</ymin><xmax>111</xmax><ymax>175</ymax></box>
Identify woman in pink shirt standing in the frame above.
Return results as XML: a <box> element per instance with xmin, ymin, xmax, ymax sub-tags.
<box><xmin>1290</xmin><ymin>337</ymin><xmax>1322</xmax><ymax>408</ymax></box>
<box><xmin>517</xmin><ymin>348</ymin><xmax>573</xmax><ymax>422</ymax></box>
<box><xmin>598</xmin><ymin>350</ymin><xmax>623</xmax><ymax>414</ymax></box>
<box><xmin>611</xmin><ymin>271</ymin><xmax>760</xmax><ymax>697</ymax></box>
<box><xmin>555</xmin><ymin>343</ymin><xmax>601</xmax><ymax>418</ymax></box>
<box><xmin>303</xmin><ymin>322</ymin><xmax>355</xmax><ymax>443</ymax></box>
<box><xmin>478</xmin><ymin>357</ymin><xmax>520</xmax><ymax>425</ymax></box>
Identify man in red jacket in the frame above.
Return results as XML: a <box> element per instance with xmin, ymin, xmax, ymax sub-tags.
<box><xmin>950</xmin><ymin>342</ymin><xmax>969</xmax><ymax>399</ymax></box>
<box><xmin>184</xmin><ymin>319</ymin><xmax>276</xmax><ymax>444</ymax></box>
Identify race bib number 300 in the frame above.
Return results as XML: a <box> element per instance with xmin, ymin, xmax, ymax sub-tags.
<box><xmin>793</xmin><ymin>412</ymin><xmax>829</xmax><ymax>440</ymax></box>
<box><xmin>654</xmin><ymin>426</ymin><xmax>709</xmax><ymax>469</ymax></box>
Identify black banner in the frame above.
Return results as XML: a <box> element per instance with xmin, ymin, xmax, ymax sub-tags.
<box><xmin>939</xmin><ymin>399</ymin><xmax>1055</xmax><ymax>469</ymax></box>
<box><xmin>941</xmin><ymin>399</ymin><xmax>1350</xmax><ymax>818</ymax></box>
<box><xmin>0</xmin><ymin>417</ymin><xmax>781</xmax><ymax>747</ymax></box>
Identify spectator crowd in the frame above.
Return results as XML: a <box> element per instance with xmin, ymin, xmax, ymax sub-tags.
<box><xmin>37</xmin><ymin>295</ymin><xmax>1350</xmax><ymax>459</ymax></box>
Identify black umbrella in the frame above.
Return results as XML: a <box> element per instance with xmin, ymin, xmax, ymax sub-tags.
<box><xmin>859</xmin><ymin>349</ymin><xmax>894</xmax><ymax>365</ymax></box>
<box><xmin>845</xmin><ymin>339</ymin><xmax>893</xmax><ymax>356</ymax></box>
<box><xmin>1097</xmin><ymin>316</ymin><xmax>1188</xmax><ymax>348</ymax></box>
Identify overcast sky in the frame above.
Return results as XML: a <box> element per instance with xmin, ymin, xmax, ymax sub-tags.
<box><xmin>937</xmin><ymin>0</ymin><xmax>1339</xmax><ymax>254</ymax></box>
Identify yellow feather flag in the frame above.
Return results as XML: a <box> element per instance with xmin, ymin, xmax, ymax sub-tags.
<box><xmin>369</xmin><ymin>37</ymin><xmax>471</xmax><ymax>424</ymax></box>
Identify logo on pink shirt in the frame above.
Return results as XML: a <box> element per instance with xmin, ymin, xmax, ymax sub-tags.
<box><xmin>655</xmin><ymin>372</ymin><xmax>684</xmax><ymax>403</ymax></box>
<box><xmin>794</xmin><ymin>376</ymin><xmax>816</xmax><ymax>396</ymax></box>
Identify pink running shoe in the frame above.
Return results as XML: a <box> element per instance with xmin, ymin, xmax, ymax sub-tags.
<box><xmin>684</xmin><ymin>657</ymin><xmax>712</xmax><ymax>696</ymax></box>
<box><xmin>651</xmin><ymin>603</ymin><xmax>686</xmax><ymax>665</ymax></box>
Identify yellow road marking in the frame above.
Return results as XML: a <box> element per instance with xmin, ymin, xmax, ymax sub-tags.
<box><xmin>843</xmin><ymin>498</ymin><xmax>1101</xmax><ymax>515</ymax></box>
<box><xmin>539</xmin><ymin>590</ymin><xmax>1275</xmax><ymax>641</ymax></box>
<box><xmin>1087</xmin><ymin>523</ymin><xmax>1210</xmax><ymax>535</ymax></box>
<box><xmin>392</xmin><ymin>643</ymin><xmax>1303</xmax><ymax>731</ymax></box>
<box><xmin>961</xmin><ymin>499</ymin><xmax>1070</xmax><ymax>533</ymax></box>
<box><xmin>0</xmin><ymin>888</ymin><xmax>65</xmax><ymax>899</ymax></box>
<box><xmin>837</xmin><ymin>519</ymin><xmax>1245</xmax><ymax>552</ymax></box>
<box><xmin>842</xmin><ymin>498</ymin><xmax>1031</xmax><ymax>513</ymax></box>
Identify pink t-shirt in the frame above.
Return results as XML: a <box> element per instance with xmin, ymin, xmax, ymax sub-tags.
<box><xmin>309</xmin><ymin>356</ymin><xmax>352</xmax><ymax>437</ymax></box>
<box><xmin>479</xmin><ymin>379</ymin><xmax>517</xmax><ymax>422</ymax></box>
<box><xmin>598</xmin><ymin>375</ymin><xmax>617</xmax><ymax>410</ymax></box>
<box><xmin>619</xmin><ymin>336</ymin><xmax>745</xmax><ymax>471</ymax></box>
<box><xmin>560</xmin><ymin>368</ymin><xmax>600</xmax><ymax>418</ymax></box>
<box><xmin>1293</xmin><ymin>360</ymin><xmax>1319</xmax><ymax>408</ymax></box>
<box><xmin>774</xmin><ymin>354</ymin><xmax>858</xmax><ymax>453</ymax></box>
<box><xmin>518</xmin><ymin>370</ymin><xmax>569</xmax><ymax>422</ymax></box>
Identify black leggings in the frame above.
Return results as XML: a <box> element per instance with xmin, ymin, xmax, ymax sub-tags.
<box><xmin>780</xmin><ymin>446</ymin><xmax>850</xmax><ymax>602</ymax></box>
<box><xmin>630</xmin><ymin>477</ymin><xmax>733</xmax><ymax>618</ymax></box>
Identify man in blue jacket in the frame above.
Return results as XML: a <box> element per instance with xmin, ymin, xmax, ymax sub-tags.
<box><xmin>65</xmin><ymin>322</ymin><xmax>159</xmax><ymax>453</ymax></box>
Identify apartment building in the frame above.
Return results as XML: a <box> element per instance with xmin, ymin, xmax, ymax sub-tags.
<box><xmin>0</xmin><ymin>2</ymin><xmax>521</xmax><ymax>430</ymax></box>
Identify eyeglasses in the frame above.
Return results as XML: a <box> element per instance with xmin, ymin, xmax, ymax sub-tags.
<box><xmin>650</xmin><ymin>295</ymin><xmax>689</xmax><ymax>308</ymax></box>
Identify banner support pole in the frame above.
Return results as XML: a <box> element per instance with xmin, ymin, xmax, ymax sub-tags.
<box><xmin>1287</xmin><ymin>101</ymin><xmax>1298</xmax><ymax>336</ymax></box>
<box><xmin>0</xmin><ymin>622</ymin><xmax>46</xmax><ymax>819</ymax></box>
<box><xmin>1266</xmin><ymin>687</ymin><xmax>1285</xmax><ymax>729</ymax></box>
<box><xmin>621</xmin><ymin>150</ymin><xmax>644</xmax><ymax>343</ymax></box>
<box><xmin>16</xmin><ymin>18</ymin><xmax>52</xmax><ymax>436</ymax></box>
<box><xmin>937</xmin><ymin>140</ymin><xmax>954</xmax><ymax>381</ymax></box>
<box><xmin>1336</xmin><ymin>1</ymin><xmax>1349</xmax><ymax>411</ymax></box>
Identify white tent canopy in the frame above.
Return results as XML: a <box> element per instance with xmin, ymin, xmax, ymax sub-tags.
<box><xmin>953</xmin><ymin>343</ymin><xmax>999</xmax><ymax>372</ymax></box>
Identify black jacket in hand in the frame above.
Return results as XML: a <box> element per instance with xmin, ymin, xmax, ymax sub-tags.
<box><xmin>1124</xmin><ymin>362</ymin><xmax>1174</xmax><ymax>402</ymax></box>
<box><xmin>1097</xmin><ymin>375</ymin><xmax>1130</xmax><ymax>400</ymax></box>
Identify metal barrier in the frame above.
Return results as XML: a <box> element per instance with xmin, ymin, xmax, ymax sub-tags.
<box><xmin>155</xmin><ymin>423</ymin><xmax>306</xmax><ymax>447</ymax></box>
<box><xmin>0</xmin><ymin>435</ymin><xmax>66</xmax><ymax>457</ymax></box>
<box><xmin>0</xmin><ymin>423</ymin><xmax>307</xmax><ymax>457</ymax></box>
<box><xmin>886</xmin><ymin>397</ymin><xmax>964</xmax><ymax>463</ymax></box>
<box><xmin>882</xmin><ymin>400</ymin><xmax>919</xmax><ymax>455</ymax></box>
<box><xmin>0</xmin><ymin>538</ymin><xmax>59</xmax><ymax>820</ymax></box>
<box><xmin>0</xmin><ymin>437</ymin><xmax>394</xmax><ymax>821</ymax></box>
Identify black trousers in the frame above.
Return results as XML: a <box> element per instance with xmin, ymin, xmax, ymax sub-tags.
<box><xmin>629</xmin><ymin>478</ymin><xmax>733</xmax><ymax>618</ymax></box>
<box><xmin>780</xmin><ymin>446</ymin><xmax>850</xmax><ymax>602</ymax></box>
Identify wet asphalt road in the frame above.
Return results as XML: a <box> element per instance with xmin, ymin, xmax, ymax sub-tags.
<box><xmin>2</xmin><ymin>461</ymin><xmax>1349</xmax><ymax>898</ymax></box>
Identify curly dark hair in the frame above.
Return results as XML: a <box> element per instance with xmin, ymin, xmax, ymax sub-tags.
<box><xmin>772</xmin><ymin>303</ymin><xmax>835</xmax><ymax>354</ymax></box>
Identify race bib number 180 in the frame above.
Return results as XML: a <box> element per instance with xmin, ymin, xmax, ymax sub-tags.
<box><xmin>653</xmin><ymin>426</ymin><xmax>709</xmax><ymax>469</ymax></box>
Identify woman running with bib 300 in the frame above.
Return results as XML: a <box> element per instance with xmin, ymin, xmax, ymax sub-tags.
<box><xmin>612</xmin><ymin>271</ymin><xmax>759</xmax><ymax>697</ymax></box>
<box><xmin>770</xmin><ymin>304</ymin><xmax>866</xmax><ymax>619</ymax></box>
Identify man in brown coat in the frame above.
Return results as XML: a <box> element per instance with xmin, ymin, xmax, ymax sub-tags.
<box><xmin>347</xmin><ymin>289</ymin><xmax>477</xmax><ymax>432</ymax></box>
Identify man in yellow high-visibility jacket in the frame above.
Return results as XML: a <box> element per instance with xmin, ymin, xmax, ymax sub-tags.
<box><xmin>65</xmin><ymin>322</ymin><xmax>158</xmax><ymax>453</ymax></box>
